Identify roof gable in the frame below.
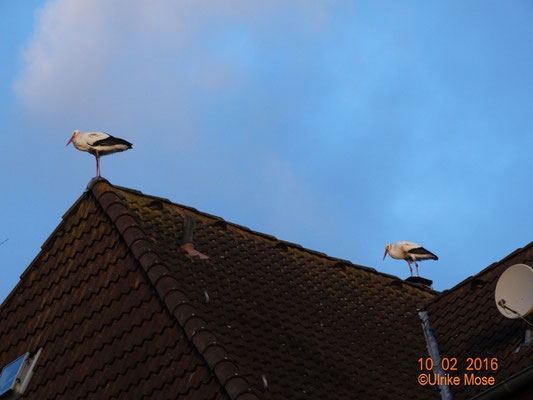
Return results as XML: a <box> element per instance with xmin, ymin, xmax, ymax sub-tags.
<box><xmin>0</xmin><ymin>190</ymin><xmax>228</xmax><ymax>399</ymax></box>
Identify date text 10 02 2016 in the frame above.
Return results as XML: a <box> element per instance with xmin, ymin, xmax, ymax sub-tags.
<box><xmin>418</xmin><ymin>357</ymin><xmax>499</xmax><ymax>372</ymax></box>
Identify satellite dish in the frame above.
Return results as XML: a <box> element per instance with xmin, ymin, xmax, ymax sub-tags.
<box><xmin>495</xmin><ymin>264</ymin><xmax>533</xmax><ymax>319</ymax></box>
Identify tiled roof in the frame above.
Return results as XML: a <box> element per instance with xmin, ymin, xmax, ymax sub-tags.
<box><xmin>0</xmin><ymin>188</ymin><xmax>227</xmax><ymax>400</ymax></box>
<box><xmin>424</xmin><ymin>242</ymin><xmax>533</xmax><ymax>399</ymax></box>
<box><xmin>0</xmin><ymin>178</ymin><xmax>438</xmax><ymax>399</ymax></box>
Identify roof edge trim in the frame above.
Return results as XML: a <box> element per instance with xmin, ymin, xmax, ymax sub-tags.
<box><xmin>89</xmin><ymin>178</ymin><xmax>260</xmax><ymax>400</ymax></box>
<box><xmin>469</xmin><ymin>362</ymin><xmax>533</xmax><ymax>400</ymax></box>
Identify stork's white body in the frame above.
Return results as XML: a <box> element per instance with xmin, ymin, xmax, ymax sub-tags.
<box><xmin>67</xmin><ymin>130</ymin><xmax>132</xmax><ymax>177</ymax></box>
<box><xmin>383</xmin><ymin>241</ymin><xmax>438</xmax><ymax>276</ymax></box>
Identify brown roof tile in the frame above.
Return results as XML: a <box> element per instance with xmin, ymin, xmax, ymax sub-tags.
<box><xmin>0</xmin><ymin>178</ymin><xmax>439</xmax><ymax>399</ymax></box>
<box><xmin>94</xmin><ymin>179</ymin><xmax>437</xmax><ymax>399</ymax></box>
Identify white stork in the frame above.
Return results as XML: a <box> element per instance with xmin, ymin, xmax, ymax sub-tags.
<box><xmin>383</xmin><ymin>241</ymin><xmax>438</xmax><ymax>277</ymax></box>
<box><xmin>67</xmin><ymin>130</ymin><xmax>132</xmax><ymax>177</ymax></box>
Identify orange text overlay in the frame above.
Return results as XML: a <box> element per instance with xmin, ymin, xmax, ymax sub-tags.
<box><xmin>418</xmin><ymin>357</ymin><xmax>499</xmax><ymax>372</ymax></box>
<box><xmin>417</xmin><ymin>358</ymin><xmax>498</xmax><ymax>387</ymax></box>
<box><xmin>418</xmin><ymin>373</ymin><xmax>495</xmax><ymax>387</ymax></box>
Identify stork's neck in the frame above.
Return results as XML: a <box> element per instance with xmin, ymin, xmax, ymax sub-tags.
<box><xmin>388</xmin><ymin>244</ymin><xmax>404</xmax><ymax>259</ymax></box>
<box><xmin>72</xmin><ymin>135</ymin><xmax>90</xmax><ymax>151</ymax></box>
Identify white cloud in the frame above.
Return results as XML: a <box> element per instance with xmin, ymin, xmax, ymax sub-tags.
<box><xmin>13</xmin><ymin>0</ymin><xmax>351</xmax><ymax>247</ymax></box>
<box><xmin>14</xmin><ymin>0</ymin><xmax>347</xmax><ymax>128</ymax></box>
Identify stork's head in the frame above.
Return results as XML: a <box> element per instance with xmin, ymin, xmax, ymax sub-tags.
<box><xmin>66</xmin><ymin>130</ymin><xmax>82</xmax><ymax>146</ymax></box>
<box><xmin>383</xmin><ymin>243</ymin><xmax>392</xmax><ymax>260</ymax></box>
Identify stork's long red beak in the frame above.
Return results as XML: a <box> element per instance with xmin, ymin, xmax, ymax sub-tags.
<box><xmin>383</xmin><ymin>249</ymin><xmax>388</xmax><ymax>260</ymax></box>
<box><xmin>66</xmin><ymin>137</ymin><xmax>73</xmax><ymax>146</ymax></box>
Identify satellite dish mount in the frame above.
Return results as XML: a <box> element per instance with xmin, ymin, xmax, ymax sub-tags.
<box><xmin>495</xmin><ymin>264</ymin><xmax>533</xmax><ymax>350</ymax></box>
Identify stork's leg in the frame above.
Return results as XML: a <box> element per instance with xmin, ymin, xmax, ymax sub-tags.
<box><xmin>407</xmin><ymin>260</ymin><xmax>413</xmax><ymax>276</ymax></box>
<box><xmin>96</xmin><ymin>151</ymin><xmax>101</xmax><ymax>177</ymax></box>
<box><xmin>413</xmin><ymin>260</ymin><xmax>419</xmax><ymax>276</ymax></box>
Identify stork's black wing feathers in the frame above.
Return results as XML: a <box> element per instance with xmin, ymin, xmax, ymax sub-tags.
<box><xmin>92</xmin><ymin>135</ymin><xmax>132</xmax><ymax>148</ymax></box>
<box><xmin>407</xmin><ymin>247</ymin><xmax>438</xmax><ymax>260</ymax></box>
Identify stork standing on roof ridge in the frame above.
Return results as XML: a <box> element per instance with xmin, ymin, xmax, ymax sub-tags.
<box><xmin>383</xmin><ymin>241</ymin><xmax>438</xmax><ymax>277</ymax></box>
<box><xmin>67</xmin><ymin>130</ymin><xmax>132</xmax><ymax>177</ymax></box>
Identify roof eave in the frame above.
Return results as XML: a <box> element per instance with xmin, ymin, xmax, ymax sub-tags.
<box><xmin>469</xmin><ymin>363</ymin><xmax>533</xmax><ymax>400</ymax></box>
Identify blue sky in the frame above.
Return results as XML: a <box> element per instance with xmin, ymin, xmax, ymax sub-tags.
<box><xmin>2</xmin><ymin>1</ymin><xmax>533</xmax><ymax>303</ymax></box>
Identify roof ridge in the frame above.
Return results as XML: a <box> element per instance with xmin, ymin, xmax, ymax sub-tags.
<box><xmin>89</xmin><ymin>178</ymin><xmax>260</xmax><ymax>400</ymax></box>
<box><xmin>88</xmin><ymin>179</ymin><xmax>436</xmax><ymax>296</ymax></box>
